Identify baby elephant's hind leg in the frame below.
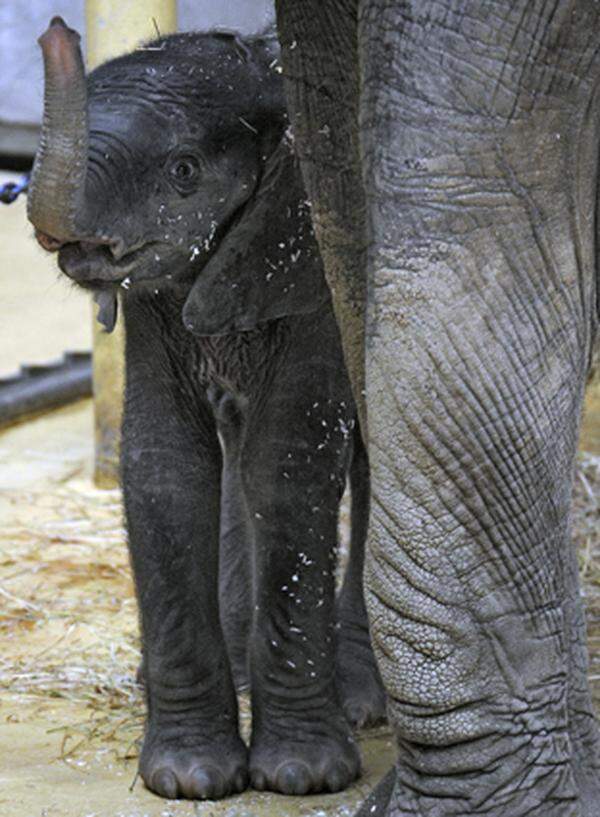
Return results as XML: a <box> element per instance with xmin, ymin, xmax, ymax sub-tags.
<box><xmin>336</xmin><ymin>428</ymin><xmax>387</xmax><ymax>728</ymax></box>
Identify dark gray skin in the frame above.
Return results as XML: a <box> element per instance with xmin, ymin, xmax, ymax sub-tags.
<box><xmin>275</xmin><ymin>1</ymin><xmax>600</xmax><ymax>816</ymax></box>
<box><xmin>26</xmin><ymin>18</ymin><xmax>387</xmax><ymax>801</ymax></box>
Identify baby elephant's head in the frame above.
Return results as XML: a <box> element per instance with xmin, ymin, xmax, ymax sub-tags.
<box><xmin>28</xmin><ymin>18</ymin><xmax>327</xmax><ymax>333</ymax></box>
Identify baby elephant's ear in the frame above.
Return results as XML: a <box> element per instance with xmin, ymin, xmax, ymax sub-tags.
<box><xmin>182</xmin><ymin>138</ymin><xmax>329</xmax><ymax>336</ymax></box>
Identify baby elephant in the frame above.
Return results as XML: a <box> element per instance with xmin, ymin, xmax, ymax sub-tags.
<box><xmin>27</xmin><ymin>17</ymin><xmax>385</xmax><ymax>800</ymax></box>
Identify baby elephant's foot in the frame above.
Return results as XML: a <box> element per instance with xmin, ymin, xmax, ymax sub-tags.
<box><xmin>249</xmin><ymin>709</ymin><xmax>361</xmax><ymax>795</ymax></box>
<box><xmin>140</xmin><ymin>721</ymin><xmax>248</xmax><ymax>800</ymax></box>
<box><xmin>336</xmin><ymin>616</ymin><xmax>387</xmax><ymax>729</ymax></box>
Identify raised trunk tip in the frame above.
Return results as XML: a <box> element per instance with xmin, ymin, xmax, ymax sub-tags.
<box><xmin>27</xmin><ymin>16</ymin><xmax>88</xmax><ymax>243</ymax></box>
<box><xmin>38</xmin><ymin>16</ymin><xmax>82</xmax><ymax>88</ymax></box>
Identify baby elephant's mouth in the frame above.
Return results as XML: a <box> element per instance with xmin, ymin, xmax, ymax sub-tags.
<box><xmin>58</xmin><ymin>241</ymin><xmax>159</xmax><ymax>288</ymax></box>
<box><xmin>58</xmin><ymin>242</ymin><xmax>141</xmax><ymax>288</ymax></box>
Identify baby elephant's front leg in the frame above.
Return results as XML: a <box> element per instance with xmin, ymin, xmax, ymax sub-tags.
<box><xmin>123</xmin><ymin>399</ymin><xmax>247</xmax><ymax>800</ymax></box>
<box><xmin>243</xmin><ymin>402</ymin><xmax>360</xmax><ymax>796</ymax></box>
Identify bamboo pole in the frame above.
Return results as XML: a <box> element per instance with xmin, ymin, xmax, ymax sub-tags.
<box><xmin>85</xmin><ymin>0</ymin><xmax>177</xmax><ymax>486</ymax></box>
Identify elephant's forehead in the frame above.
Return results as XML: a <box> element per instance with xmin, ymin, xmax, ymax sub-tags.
<box><xmin>87</xmin><ymin>57</ymin><xmax>258</xmax><ymax>121</ymax></box>
<box><xmin>87</xmin><ymin>98</ymin><xmax>193</xmax><ymax>154</ymax></box>
<box><xmin>89</xmin><ymin>96</ymin><xmax>214</xmax><ymax>156</ymax></box>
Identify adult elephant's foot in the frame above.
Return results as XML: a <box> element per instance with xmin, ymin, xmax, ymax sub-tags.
<box><xmin>354</xmin><ymin>750</ymin><xmax>591</xmax><ymax>817</ymax></box>
<box><xmin>335</xmin><ymin>609</ymin><xmax>387</xmax><ymax>728</ymax></box>
<box><xmin>249</xmin><ymin>708</ymin><xmax>361</xmax><ymax>794</ymax></box>
<box><xmin>139</xmin><ymin>720</ymin><xmax>248</xmax><ymax>800</ymax></box>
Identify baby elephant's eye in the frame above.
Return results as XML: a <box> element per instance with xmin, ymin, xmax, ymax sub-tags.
<box><xmin>169</xmin><ymin>156</ymin><xmax>200</xmax><ymax>191</ymax></box>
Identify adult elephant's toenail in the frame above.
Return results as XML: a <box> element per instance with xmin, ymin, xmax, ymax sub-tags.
<box><xmin>151</xmin><ymin>768</ymin><xmax>178</xmax><ymax>799</ymax></box>
<box><xmin>275</xmin><ymin>760</ymin><xmax>312</xmax><ymax>795</ymax></box>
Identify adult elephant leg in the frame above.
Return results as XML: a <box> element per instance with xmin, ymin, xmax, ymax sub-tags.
<box><xmin>336</xmin><ymin>427</ymin><xmax>387</xmax><ymax>727</ymax></box>
<box><xmin>122</xmin><ymin>297</ymin><xmax>247</xmax><ymax>800</ymax></box>
<box><xmin>274</xmin><ymin>0</ymin><xmax>367</xmax><ymax>427</ymax></box>
<box><xmin>274</xmin><ymin>0</ymin><xmax>386</xmax><ymax>729</ymax></box>
<box><xmin>357</xmin><ymin>2</ymin><xmax>600</xmax><ymax>815</ymax></box>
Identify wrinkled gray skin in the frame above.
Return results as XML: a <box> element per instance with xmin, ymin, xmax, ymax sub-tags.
<box><xmin>275</xmin><ymin>1</ymin><xmax>600</xmax><ymax>816</ymax></box>
<box><xmin>27</xmin><ymin>18</ymin><xmax>387</xmax><ymax>801</ymax></box>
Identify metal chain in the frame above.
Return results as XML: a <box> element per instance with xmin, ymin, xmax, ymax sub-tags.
<box><xmin>0</xmin><ymin>175</ymin><xmax>29</xmax><ymax>204</ymax></box>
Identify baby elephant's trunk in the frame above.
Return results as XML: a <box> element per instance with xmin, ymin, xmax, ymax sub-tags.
<box><xmin>27</xmin><ymin>16</ymin><xmax>89</xmax><ymax>245</ymax></box>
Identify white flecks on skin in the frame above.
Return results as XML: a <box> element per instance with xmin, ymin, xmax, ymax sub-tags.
<box><xmin>338</xmin><ymin>418</ymin><xmax>352</xmax><ymax>439</ymax></box>
<box><xmin>203</xmin><ymin>219</ymin><xmax>218</xmax><ymax>251</ymax></box>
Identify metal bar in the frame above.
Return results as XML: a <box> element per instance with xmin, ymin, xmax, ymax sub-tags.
<box><xmin>0</xmin><ymin>353</ymin><xmax>92</xmax><ymax>429</ymax></box>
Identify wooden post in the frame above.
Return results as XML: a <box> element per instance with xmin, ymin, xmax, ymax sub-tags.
<box><xmin>85</xmin><ymin>0</ymin><xmax>177</xmax><ymax>486</ymax></box>
<box><xmin>582</xmin><ymin>375</ymin><xmax>600</xmax><ymax>455</ymax></box>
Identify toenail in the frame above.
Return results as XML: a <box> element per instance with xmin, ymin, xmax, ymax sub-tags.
<box><xmin>190</xmin><ymin>765</ymin><xmax>225</xmax><ymax>799</ymax></box>
<box><xmin>151</xmin><ymin>768</ymin><xmax>178</xmax><ymax>799</ymax></box>
<box><xmin>250</xmin><ymin>769</ymin><xmax>267</xmax><ymax>790</ymax></box>
<box><xmin>325</xmin><ymin>761</ymin><xmax>351</xmax><ymax>792</ymax></box>
<box><xmin>234</xmin><ymin>768</ymin><xmax>249</xmax><ymax>792</ymax></box>
<box><xmin>275</xmin><ymin>760</ymin><xmax>312</xmax><ymax>795</ymax></box>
